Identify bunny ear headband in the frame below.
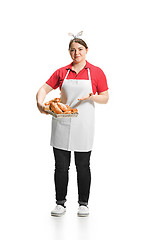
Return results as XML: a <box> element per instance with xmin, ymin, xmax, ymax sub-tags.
<box><xmin>68</xmin><ymin>31</ymin><xmax>83</xmax><ymax>39</ymax></box>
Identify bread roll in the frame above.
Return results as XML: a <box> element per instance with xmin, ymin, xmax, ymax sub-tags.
<box><xmin>71</xmin><ymin>109</ymin><xmax>78</xmax><ymax>113</ymax></box>
<box><xmin>50</xmin><ymin>102</ymin><xmax>63</xmax><ymax>114</ymax></box>
<box><xmin>57</xmin><ymin>102</ymin><xmax>68</xmax><ymax>112</ymax></box>
<box><xmin>44</xmin><ymin>101</ymin><xmax>50</xmax><ymax>106</ymax></box>
<box><xmin>49</xmin><ymin>98</ymin><xmax>61</xmax><ymax>103</ymax></box>
<box><xmin>63</xmin><ymin>110</ymin><xmax>72</xmax><ymax>114</ymax></box>
<box><xmin>44</xmin><ymin>105</ymin><xmax>50</xmax><ymax>111</ymax></box>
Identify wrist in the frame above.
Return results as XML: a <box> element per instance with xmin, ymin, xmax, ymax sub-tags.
<box><xmin>37</xmin><ymin>102</ymin><xmax>43</xmax><ymax>107</ymax></box>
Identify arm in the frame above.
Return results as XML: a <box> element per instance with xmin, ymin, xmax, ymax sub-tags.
<box><xmin>90</xmin><ymin>90</ymin><xmax>109</xmax><ymax>104</ymax></box>
<box><xmin>36</xmin><ymin>83</ymin><xmax>53</xmax><ymax>114</ymax></box>
<box><xmin>78</xmin><ymin>90</ymin><xmax>109</xmax><ymax>104</ymax></box>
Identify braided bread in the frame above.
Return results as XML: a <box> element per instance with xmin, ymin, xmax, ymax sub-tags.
<box><xmin>44</xmin><ymin>99</ymin><xmax>78</xmax><ymax>115</ymax></box>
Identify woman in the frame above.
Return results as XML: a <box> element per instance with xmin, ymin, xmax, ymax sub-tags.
<box><xmin>36</xmin><ymin>32</ymin><xmax>109</xmax><ymax>217</ymax></box>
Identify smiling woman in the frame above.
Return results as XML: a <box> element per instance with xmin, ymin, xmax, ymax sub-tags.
<box><xmin>69</xmin><ymin>38</ymin><xmax>88</xmax><ymax>73</ymax></box>
<box><xmin>36</xmin><ymin>31</ymin><xmax>109</xmax><ymax>217</ymax></box>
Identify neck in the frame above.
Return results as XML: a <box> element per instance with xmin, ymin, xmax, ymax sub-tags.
<box><xmin>72</xmin><ymin>60</ymin><xmax>86</xmax><ymax>71</ymax></box>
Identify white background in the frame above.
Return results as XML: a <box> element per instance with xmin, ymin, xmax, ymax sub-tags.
<box><xmin>0</xmin><ymin>0</ymin><xmax>160</xmax><ymax>239</ymax></box>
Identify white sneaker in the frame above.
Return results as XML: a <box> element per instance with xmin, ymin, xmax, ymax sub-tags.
<box><xmin>51</xmin><ymin>205</ymin><xmax>66</xmax><ymax>217</ymax></box>
<box><xmin>77</xmin><ymin>206</ymin><xmax>89</xmax><ymax>217</ymax></box>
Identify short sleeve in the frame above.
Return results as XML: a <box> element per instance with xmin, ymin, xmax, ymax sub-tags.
<box><xmin>96</xmin><ymin>68</ymin><xmax>109</xmax><ymax>94</ymax></box>
<box><xmin>46</xmin><ymin>69</ymin><xmax>60</xmax><ymax>89</ymax></box>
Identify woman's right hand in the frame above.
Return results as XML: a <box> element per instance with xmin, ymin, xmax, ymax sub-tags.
<box><xmin>37</xmin><ymin>102</ymin><xmax>49</xmax><ymax>115</ymax></box>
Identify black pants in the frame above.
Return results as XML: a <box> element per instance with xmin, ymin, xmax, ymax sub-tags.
<box><xmin>53</xmin><ymin>147</ymin><xmax>92</xmax><ymax>206</ymax></box>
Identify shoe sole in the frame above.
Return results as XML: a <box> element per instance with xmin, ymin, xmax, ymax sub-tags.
<box><xmin>51</xmin><ymin>211</ymin><xmax>66</xmax><ymax>217</ymax></box>
<box><xmin>77</xmin><ymin>213</ymin><xmax>89</xmax><ymax>217</ymax></box>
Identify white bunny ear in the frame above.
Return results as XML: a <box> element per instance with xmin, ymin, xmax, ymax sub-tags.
<box><xmin>75</xmin><ymin>31</ymin><xmax>83</xmax><ymax>38</ymax></box>
<box><xmin>68</xmin><ymin>32</ymin><xmax>75</xmax><ymax>38</ymax></box>
<box><xmin>68</xmin><ymin>31</ymin><xmax>83</xmax><ymax>39</ymax></box>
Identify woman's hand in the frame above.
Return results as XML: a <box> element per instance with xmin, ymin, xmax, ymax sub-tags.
<box><xmin>36</xmin><ymin>83</ymin><xmax>53</xmax><ymax>115</ymax></box>
<box><xmin>37</xmin><ymin>102</ymin><xmax>49</xmax><ymax>115</ymax></box>
<box><xmin>78</xmin><ymin>93</ymin><xmax>93</xmax><ymax>101</ymax></box>
<box><xmin>78</xmin><ymin>91</ymin><xmax>109</xmax><ymax>104</ymax></box>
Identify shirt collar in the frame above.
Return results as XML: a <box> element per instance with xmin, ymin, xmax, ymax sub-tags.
<box><xmin>66</xmin><ymin>61</ymin><xmax>90</xmax><ymax>70</ymax></box>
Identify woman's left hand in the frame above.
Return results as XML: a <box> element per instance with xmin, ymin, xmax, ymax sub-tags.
<box><xmin>78</xmin><ymin>90</ymin><xmax>109</xmax><ymax>104</ymax></box>
<box><xmin>78</xmin><ymin>93</ymin><xmax>93</xmax><ymax>101</ymax></box>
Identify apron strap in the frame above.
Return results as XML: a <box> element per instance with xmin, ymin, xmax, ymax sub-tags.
<box><xmin>64</xmin><ymin>69</ymin><xmax>70</xmax><ymax>80</ymax></box>
<box><xmin>87</xmin><ymin>68</ymin><xmax>91</xmax><ymax>81</ymax></box>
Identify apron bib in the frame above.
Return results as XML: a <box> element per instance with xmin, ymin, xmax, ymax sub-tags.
<box><xmin>50</xmin><ymin>68</ymin><xmax>95</xmax><ymax>151</ymax></box>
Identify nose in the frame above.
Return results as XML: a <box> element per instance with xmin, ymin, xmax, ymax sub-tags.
<box><xmin>75</xmin><ymin>49</ymin><xmax>79</xmax><ymax>55</ymax></box>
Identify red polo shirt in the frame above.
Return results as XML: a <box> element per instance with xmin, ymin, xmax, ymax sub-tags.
<box><xmin>46</xmin><ymin>61</ymin><xmax>109</xmax><ymax>95</ymax></box>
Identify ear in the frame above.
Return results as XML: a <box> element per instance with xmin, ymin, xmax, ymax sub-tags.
<box><xmin>86</xmin><ymin>48</ymin><xmax>89</xmax><ymax>54</ymax></box>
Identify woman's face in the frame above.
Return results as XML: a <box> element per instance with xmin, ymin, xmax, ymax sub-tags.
<box><xmin>69</xmin><ymin>42</ymin><xmax>88</xmax><ymax>64</ymax></box>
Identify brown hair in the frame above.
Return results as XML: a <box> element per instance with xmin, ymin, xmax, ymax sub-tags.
<box><xmin>69</xmin><ymin>38</ymin><xmax>88</xmax><ymax>50</ymax></box>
